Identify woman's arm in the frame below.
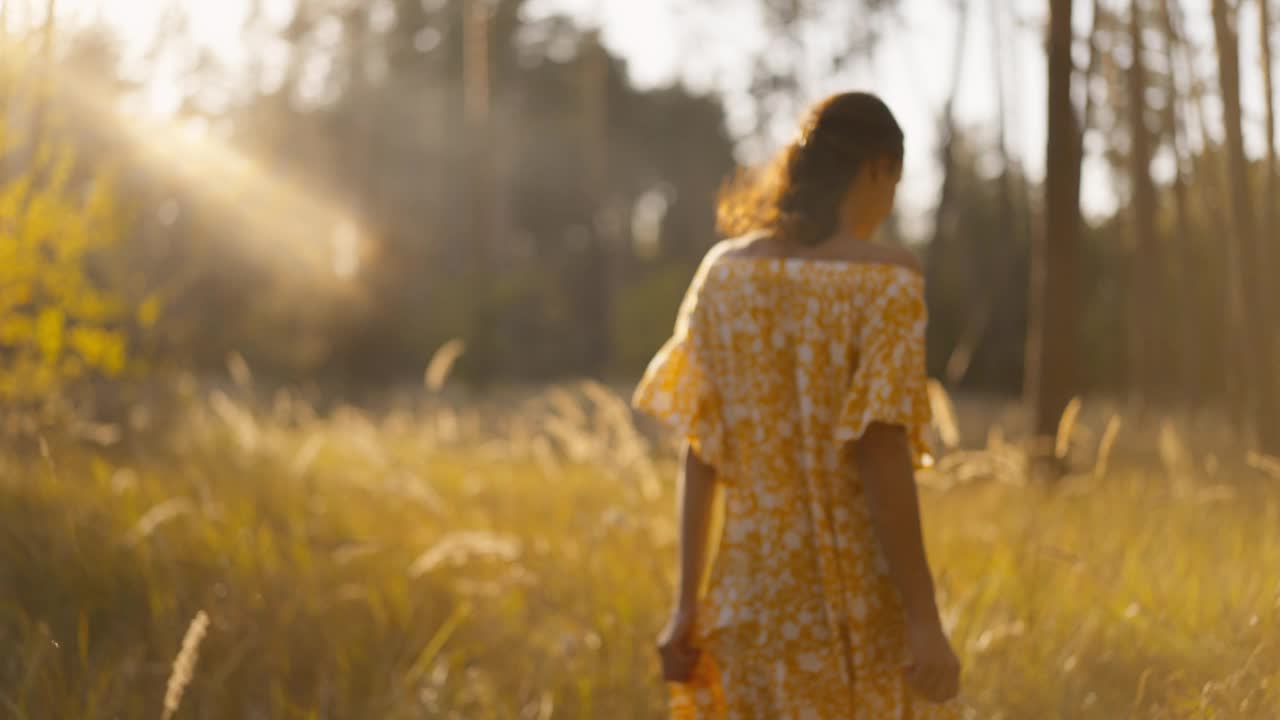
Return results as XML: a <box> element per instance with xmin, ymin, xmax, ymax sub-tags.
<box><xmin>674</xmin><ymin>441</ymin><xmax>718</xmax><ymax>614</ymax></box>
<box><xmin>656</xmin><ymin>441</ymin><xmax>718</xmax><ymax>682</ymax></box>
<box><xmin>852</xmin><ymin>421</ymin><xmax>959</xmax><ymax>702</ymax></box>
<box><xmin>852</xmin><ymin>422</ymin><xmax>939</xmax><ymax>621</ymax></box>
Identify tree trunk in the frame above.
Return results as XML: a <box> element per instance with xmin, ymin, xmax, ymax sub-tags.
<box><xmin>944</xmin><ymin>0</ymin><xmax>1014</xmax><ymax>385</ymax></box>
<box><xmin>1027</xmin><ymin>0</ymin><xmax>1083</xmax><ymax>473</ymax></box>
<box><xmin>1212</xmin><ymin>0</ymin><xmax>1280</xmax><ymax>451</ymax></box>
<box><xmin>1169</xmin><ymin>0</ymin><xmax>1247</xmax><ymax>418</ymax></box>
<box><xmin>579</xmin><ymin>32</ymin><xmax>612</xmax><ymax>376</ymax></box>
<box><xmin>463</xmin><ymin>0</ymin><xmax>495</xmax><ymax>384</ymax></box>
<box><xmin>1159</xmin><ymin>0</ymin><xmax>1202</xmax><ymax>408</ymax></box>
<box><xmin>927</xmin><ymin>0</ymin><xmax>972</xmax><ymax>323</ymax></box>
<box><xmin>1127</xmin><ymin>0</ymin><xmax>1163</xmax><ymax>405</ymax></box>
<box><xmin>1261</xmin><ymin>0</ymin><xmax>1277</xmax><ymax>293</ymax></box>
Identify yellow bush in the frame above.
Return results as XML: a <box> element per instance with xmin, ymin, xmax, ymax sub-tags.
<box><xmin>0</xmin><ymin>137</ymin><xmax>137</xmax><ymax>402</ymax></box>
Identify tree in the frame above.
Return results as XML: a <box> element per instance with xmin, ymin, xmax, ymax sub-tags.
<box><xmin>731</xmin><ymin>0</ymin><xmax>901</xmax><ymax>145</ymax></box>
<box><xmin>1026</xmin><ymin>0</ymin><xmax>1083</xmax><ymax>471</ymax></box>
<box><xmin>178</xmin><ymin>0</ymin><xmax>738</xmax><ymax>382</ymax></box>
<box><xmin>1126</xmin><ymin>0</ymin><xmax>1163</xmax><ymax>405</ymax></box>
<box><xmin>1167</xmin><ymin>0</ymin><xmax>1248</xmax><ymax>419</ymax></box>
<box><xmin>924</xmin><ymin>0</ymin><xmax>972</xmax><ymax>382</ymax></box>
<box><xmin>941</xmin><ymin>0</ymin><xmax>1024</xmax><ymax>385</ymax></box>
<box><xmin>1158</xmin><ymin>0</ymin><xmax>1202</xmax><ymax>406</ymax></box>
<box><xmin>1261</xmin><ymin>0</ymin><xmax>1277</xmax><ymax>289</ymax></box>
<box><xmin>1212</xmin><ymin>0</ymin><xmax>1280</xmax><ymax>451</ymax></box>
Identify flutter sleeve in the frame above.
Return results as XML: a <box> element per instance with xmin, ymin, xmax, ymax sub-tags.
<box><xmin>631</xmin><ymin>254</ymin><xmax>727</xmax><ymax>473</ymax></box>
<box><xmin>834</xmin><ymin>270</ymin><xmax>935</xmax><ymax>470</ymax></box>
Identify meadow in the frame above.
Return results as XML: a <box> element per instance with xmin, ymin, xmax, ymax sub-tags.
<box><xmin>1</xmin><ymin>374</ymin><xmax>1277</xmax><ymax>719</ymax></box>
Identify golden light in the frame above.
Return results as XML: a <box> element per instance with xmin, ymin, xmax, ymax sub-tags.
<box><xmin>57</xmin><ymin>0</ymin><xmax>269</xmax><ymax>68</ymax></box>
<box><xmin>1</xmin><ymin>13</ymin><xmax>374</xmax><ymax>293</ymax></box>
<box><xmin>120</xmin><ymin>111</ymin><xmax>371</xmax><ymax>286</ymax></box>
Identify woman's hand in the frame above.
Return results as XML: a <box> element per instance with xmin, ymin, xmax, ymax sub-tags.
<box><xmin>903</xmin><ymin>617</ymin><xmax>961</xmax><ymax>703</ymax></box>
<box><xmin>656</xmin><ymin>607</ymin><xmax>700</xmax><ymax>683</ymax></box>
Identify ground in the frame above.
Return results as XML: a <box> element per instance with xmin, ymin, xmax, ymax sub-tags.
<box><xmin>1</xmin><ymin>380</ymin><xmax>1276</xmax><ymax>718</ymax></box>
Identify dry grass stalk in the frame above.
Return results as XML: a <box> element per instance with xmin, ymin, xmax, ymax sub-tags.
<box><xmin>289</xmin><ymin>434</ymin><xmax>326</xmax><ymax>478</ymax></box>
<box><xmin>543</xmin><ymin>415</ymin><xmax>597</xmax><ymax>463</ymax></box>
<box><xmin>1245</xmin><ymin>451</ymin><xmax>1280</xmax><ymax>480</ymax></box>
<box><xmin>986</xmin><ymin>424</ymin><xmax>1005</xmax><ymax>452</ymax></box>
<box><xmin>545</xmin><ymin>386</ymin><xmax>588</xmax><ymax>427</ymax></box>
<box><xmin>1055</xmin><ymin>396</ymin><xmax>1083</xmax><ymax>460</ymax></box>
<box><xmin>162</xmin><ymin>610</ymin><xmax>211</xmax><ymax>720</ymax></box>
<box><xmin>1158</xmin><ymin>419</ymin><xmax>1194</xmax><ymax>492</ymax></box>
<box><xmin>208</xmin><ymin>390</ymin><xmax>259</xmax><ymax>452</ymax></box>
<box><xmin>1093</xmin><ymin>414</ymin><xmax>1122</xmax><ymax>482</ymax></box>
<box><xmin>927</xmin><ymin>379</ymin><xmax>961</xmax><ymax>450</ymax></box>
<box><xmin>932</xmin><ymin>447</ymin><xmax>1026</xmax><ymax>488</ymax></box>
<box><xmin>128</xmin><ymin>498</ymin><xmax>196</xmax><ymax>546</ymax></box>
<box><xmin>581</xmin><ymin>380</ymin><xmax>661</xmax><ymax>495</ymax></box>
<box><xmin>425</xmin><ymin>339</ymin><xmax>466</xmax><ymax>393</ymax></box>
<box><xmin>226</xmin><ymin>351</ymin><xmax>253</xmax><ymax>390</ymax></box>
<box><xmin>409</xmin><ymin>531</ymin><xmax>522</xmax><ymax>577</ymax></box>
<box><xmin>531</xmin><ymin>435</ymin><xmax>563</xmax><ymax>479</ymax></box>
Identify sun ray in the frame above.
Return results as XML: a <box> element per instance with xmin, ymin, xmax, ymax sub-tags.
<box><xmin>2</xmin><ymin>29</ymin><xmax>374</xmax><ymax>296</ymax></box>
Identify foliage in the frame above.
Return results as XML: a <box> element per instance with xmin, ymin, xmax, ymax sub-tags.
<box><xmin>146</xmin><ymin>0</ymin><xmax>738</xmax><ymax>383</ymax></box>
<box><xmin>0</xmin><ymin>135</ymin><xmax>145</xmax><ymax>406</ymax></box>
<box><xmin>0</xmin><ymin>384</ymin><xmax>1277</xmax><ymax>718</ymax></box>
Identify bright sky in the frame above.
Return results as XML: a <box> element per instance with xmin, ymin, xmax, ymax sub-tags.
<box><xmin>531</xmin><ymin>0</ymin><xmax>1277</xmax><ymax>228</ymax></box>
<box><xmin>50</xmin><ymin>0</ymin><xmax>1280</xmax><ymax>233</ymax></box>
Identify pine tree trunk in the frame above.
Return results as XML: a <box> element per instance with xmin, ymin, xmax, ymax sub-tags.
<box><xmin>1261</xmin><ymin>0</ymin><xmax>1278</xmax><ymax>296</ymax></box>
<box><xmin>580</xmin><ymin>33</ymin><xmax>612</xmax><ymax>376</ymax></box>
<box><xmin>1027</xmin><ymin>0</ymin><xmax>1083</xmax><ymax>474</ymax></box>
<box><xmin>1159</xmin><ymin>0</ymin><xmax>1201</xmax><ymax>409</ymax></box>
<box><xmin>1127</xmin><ymin>0</ymin><xmax>1164</xmax><ymax>405</ymax></box>
<box><xmin>944</xmin><ymin>0</ymin><xmax>1036</xmax><ymax>387</ymax></box>
<box><xmin>1212</xmin><ymin>0</ymin><xmax>1280</xmax><ymax>451</ymax></box>
<box><xmin>1170</xmin><ymin>0</ymin><xmax>1249</xmax><ymax>421</ymax></box>
<box><xmin>463</xmin><ymin>0</ymin><xmax>495</xmax><ymax>384</ymax></box>
<box><xmin>927</xmin><ymin>0</ymin><xmax>972</xmax><ymax>322</ymax></box>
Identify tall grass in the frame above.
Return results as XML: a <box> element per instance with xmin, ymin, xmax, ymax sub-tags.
<box><xmin>0</xmin><ymin>381</ymin><xmax>1276</xmax><ymax>718</ymax></box>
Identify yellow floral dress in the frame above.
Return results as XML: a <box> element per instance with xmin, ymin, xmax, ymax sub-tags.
<box><xmin>633</xmin><ymin>244</ymin><xmax>959</xmax><ymax>719</ymax></box>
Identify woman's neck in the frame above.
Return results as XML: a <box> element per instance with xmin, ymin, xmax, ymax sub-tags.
<box><xmin>830</xmin><ymin>224</ymin><xmax>877</xmax><ymax>246</ymax></box>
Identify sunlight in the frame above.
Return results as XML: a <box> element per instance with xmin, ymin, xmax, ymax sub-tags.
<box><xmin>1</xmin><ymin>20</ymin><xmax>371</xmax><ymax>288</ymax></box>
<box><xmin>53</xmin><ymin>0</ymin><xmax>297</xmax><ymax>113</ymax></box>
<box><xmin>56</xmin><ymin>0</ymin><xmax>268</xmax><ymax>56</ymax></box>
<box><xmin>126</xmin><ymin>110</ymin><xmax>371</xmax><ymax>285</ymax></box>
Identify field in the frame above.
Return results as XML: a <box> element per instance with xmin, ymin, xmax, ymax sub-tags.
<box><xmin>1</xmin><ymin>378</ymin><xmax>1278</xmax><ymax>719</ymax></box>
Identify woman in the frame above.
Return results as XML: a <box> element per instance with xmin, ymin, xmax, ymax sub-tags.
<box><xmin>632</xmin><ymin>92</ymin><xmax>961</xmax><ymax>718</ymax></box>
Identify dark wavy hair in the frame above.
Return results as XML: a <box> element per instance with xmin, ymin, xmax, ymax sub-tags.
<box><xmin>717</xmin><ymin>92</ymin><xmax>905</xmax><ymax>248</ymax></box>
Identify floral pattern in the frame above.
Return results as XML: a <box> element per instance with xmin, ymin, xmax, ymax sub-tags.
<box><xmin>633</xmin><ymin>246</ymin><xmax>957</xmax><ymax>719</ymax></box>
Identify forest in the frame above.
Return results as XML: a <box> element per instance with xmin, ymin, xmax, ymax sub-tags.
<box><xmin>1</xmin><ymin>0</ymin><xmax>1278</xmax><ymax>717</ymax></box>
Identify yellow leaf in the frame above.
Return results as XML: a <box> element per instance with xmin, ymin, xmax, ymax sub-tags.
<box><xmin>35</xmin><ymin>307</ymin><xmax>65</xmax><ymax>361</ymax></box>
<box><xmin>138</xmin><ymin>295</ymin><xmax>162</xmax><ymax>329</ymax></box>
<box><xmin>0</xmin><ymin>314</ymin><xmax>34</xmax><ymax>344</ymax></box>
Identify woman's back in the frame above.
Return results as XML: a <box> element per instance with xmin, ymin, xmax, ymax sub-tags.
<box><xmin>683</xmin><ymin>239</ymin><xmax>933</xmax><ymax>477</ymax></box>
<box><xmin>633</xmin><ymin>238</ymin><xmax>954</xmax><ymax>718</ymax></box>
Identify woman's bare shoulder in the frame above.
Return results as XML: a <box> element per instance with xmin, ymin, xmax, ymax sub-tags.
<box><xmin>833</xmin><ymin>242</ymin><xmax>924</xmax><ymax>274</ymax></box>
<box><xmin>714</xmin><ymin>231</ymin><xmax>777</xmax><ymax>260</ymax></box>
<box><xmin>706</xmin><ymin>233</ymin><xmax>923</xmax><ymax>277</ymax></box>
